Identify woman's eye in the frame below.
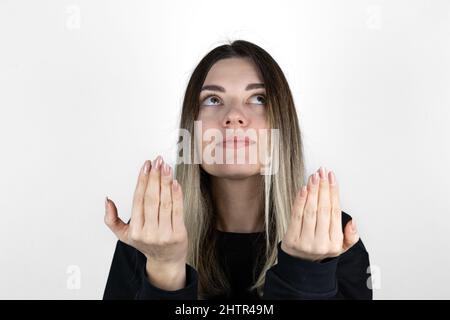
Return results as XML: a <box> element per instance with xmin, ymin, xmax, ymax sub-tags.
<box><xmin>201</xmin><ymin>95</ymin><xmax>222</xmax><ymax>106</ymax></box>
<box><xmin>249</xmin><ymin>94</ymin><xmax>266</xmax><ymax>105</ymax></box>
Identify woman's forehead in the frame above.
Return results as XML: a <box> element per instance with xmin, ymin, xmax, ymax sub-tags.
<box><xmin>204</xmin><ymin>58</ymin><xmax>263</xmax><ymax>86</ymax></box>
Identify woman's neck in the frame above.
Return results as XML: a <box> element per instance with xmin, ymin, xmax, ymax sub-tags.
<box><xmin>211</xmin><ymin>174</ymin><xmax>264</xmax><ymax>233</ymax></box>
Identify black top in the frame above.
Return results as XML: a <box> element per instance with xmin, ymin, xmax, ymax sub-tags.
<box><xmin>103</xmin><ymin>211</ymin><xmax>372</xmax><ymax>300</ymax></box>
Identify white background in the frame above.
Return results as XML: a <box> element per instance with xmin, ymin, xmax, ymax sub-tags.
<box><xmin>0</xmin><ymin>0</ymin><xmax>449</xmax><ymax>299</ymax></box>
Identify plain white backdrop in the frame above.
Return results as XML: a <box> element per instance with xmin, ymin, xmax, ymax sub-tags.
<box><xmin>0</xmin><ymin>0</ymin><xmax>449</xmax><ymax>299</ymax></box>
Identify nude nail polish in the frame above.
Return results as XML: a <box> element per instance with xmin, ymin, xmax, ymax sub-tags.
<box><xmin>143</xmin><ymin>160</ymin><xmax>150</xmax><ymax>175</ymax></box>
<box><xmin>163</xmin><ymin>163</ymin><xmax>170</xmax><ymax>176</ymax></box>
<box><xmin>153</xmin><ymin>156</ymin><xmax>162</xmax><ymax>171</ymax></box>
<box><xmin>329</xmin><ymin>171</ymin><xmax>336</xmax><ymax>185</ymax></box>
<box><xmin>319</xmin><ymin>167</ymin><xmax>327</xmax><ymax>180</ymax></box>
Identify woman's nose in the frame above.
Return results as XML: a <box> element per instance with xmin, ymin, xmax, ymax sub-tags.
<box><xmin>222</xmin><ymin>108</ymin><xmax>248</xmax><ymax>128</ymax></box>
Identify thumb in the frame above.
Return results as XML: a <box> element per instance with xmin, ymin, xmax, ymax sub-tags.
<box><xmin>104</xmin><ymin>197</ymin><xmax>129</xmax><ymax>243</ymax></box>
<box><xmin>342</xmin><ymin>219</ymin><xmax>360</xmax><ymax>252</ymax></box>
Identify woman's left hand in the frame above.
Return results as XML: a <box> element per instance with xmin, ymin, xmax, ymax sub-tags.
<box><xmin>281</xmin><ymin>167</ymin><xmax>360</xmax><ymax>262</ymax></box>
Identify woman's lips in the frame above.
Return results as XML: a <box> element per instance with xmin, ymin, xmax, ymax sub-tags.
<box><xmin>218</xmin><ymin>137</ymin><xmax>256</xmax><ymax>149</ymax></box>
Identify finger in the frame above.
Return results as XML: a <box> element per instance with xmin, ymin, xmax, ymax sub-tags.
<box><xmin>158</xmin><ymin>161</ymin><xmax>173</xmax><ymax>232</ymax></box>
<box><xmin>104</xmin><ymin>197</ymin><xmax>129</xmax><ymax>244</ymax></box>
<box><xmin>144</xmin><ymin>155</ymin><xmax>162</xmax><ymax>230</ymax></box>
<box><xmin>171</xmin><ymin>179</ymin><xmax>185</xmax><ymax>233</ymax></box>
<box><xmin>300</xmin><ymin>172</ymin><xmax>319</xmax><ymax>242</ymax></box>
<box><xmin>286</xmin><ymin>186</ymin><xmax>308</xmax><ymax>242</ymax></box>
<box><xmin>329</xmin><ymin>170</ymin><xmax>343</xmax><ymax>244</ymax></box>
<box><xmin>342</xmin><ymin>219</ymin><xmax>360</xmax><ymax>252</ymax></box>
<box><xmin>130</xmin><ymin>160</ymin><xmax>151</xmax><ymax>233</ymax></box>
<box><xmin>315</xmin><ymin>167</ymin><xmax>331</xmax><ymax>241</ymax></box>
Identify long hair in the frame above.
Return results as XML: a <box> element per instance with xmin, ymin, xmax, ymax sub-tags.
<box><xmin>174</xmin><ymin>40</ymin><xmax>305</xmax><ymax>299</ymax></box>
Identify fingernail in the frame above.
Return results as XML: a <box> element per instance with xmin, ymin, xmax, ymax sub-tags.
<box><xmin>312</xmin><ymin>172</ymin><xmax>319</xmax><ymax>185</ymax></box>
<box><xmin>142</xmin><ymin>160</ymin><xmax>150</xmax><ymax>175</ymax></box>
<box><xmin>105</xmin><ymin>196</ymin><xmax>109</xmax><ymax>210</ymax></box>
<box><xmin>173</xmin><ymin>179</ymin><xmax>179</xmax><ymax>191</ymax></box>
<box><xmin>153</xmin><ymin>156</ymin><xmax>162</xmax><ymax>171</ymax></box>
<box><xmin>163</xmin><ymin>163</ymin><xmax>171</xmax><ymax>176</ymax></box>
<box><xmin>319</xmin><ymin>166</ymin><xmax>327</xmax><ymax>180</ymax></box>
<box><xmin>318</xmin><ymin>167</ymin><xmax>324</xmax><ymax>179</ymax></box>
<box><xmin>329</xmin><ymin>171</ymin><xmax>336</xmax><ymax>185</ymax></box>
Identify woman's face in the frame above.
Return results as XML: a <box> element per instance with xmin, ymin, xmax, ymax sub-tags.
<box><xmin>196</xmin><ymin>57</ymin><xmax>269</xmax><ymax>179</ymax></box>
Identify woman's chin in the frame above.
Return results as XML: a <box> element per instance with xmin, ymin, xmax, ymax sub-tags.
<box><xmin>202</xmin><ymin>164</ymin><xmax>261</xmax><ymax>179</ymax></box>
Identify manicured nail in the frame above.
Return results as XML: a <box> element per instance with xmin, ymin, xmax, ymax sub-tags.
<box><xmin>153</xmin><ymin>156</ymin><xmax>162</xmax><ymax>171</ymax></box>
<box><xmin>329</xmin><ymin>171</ymin><xmax>336</xmax><ymax>185</ymax></box>
<box><xmin>142</xmin><ymin>160</ymin><xmax>150</xmax><ymax>175</ymax></box>
<box><xmin>319</xmin><ymin>166</ymin><xmax>327</xmax><ymax>180</ymax></box>
<box><xmin>157</xmin><ymin>156</ymin><xmax>163</xmax><ymax>170</ymax></box>
<box><xmin>312</xmin><ymin>172</ymin><xmax>319</xmax><ymax>185</ymax></box>
<box><xmin>163</xmin><ymin>162</ymin><xmax>171</xmax><ymax>176</ymax></box>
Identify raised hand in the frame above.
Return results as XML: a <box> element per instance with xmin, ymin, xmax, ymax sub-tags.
<box><xmin>104</xmin><ymin>155</ymin><xmax>188</xmax><ymax>290</ymax></box>
<box><xmin>281</xmin><ymin>167</ymin><xmax>359</xmax><ymax>262</ymax></box>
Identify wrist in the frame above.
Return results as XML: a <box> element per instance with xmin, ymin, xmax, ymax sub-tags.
<box><xmin>145</xmin><ymin>259</ymin><xmax>186</xmax><ymax>291</ymax></box>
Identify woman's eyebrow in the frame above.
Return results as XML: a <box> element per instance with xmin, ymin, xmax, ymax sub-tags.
<box><xmin>245</xmin><ymin>83</ymin><xmax>265</xmax><ymax>90</ymax></box>
<box><xmin>200</xmin><ymin>83</ymin><xmax>265</xmax><ymax>92</ymax></box>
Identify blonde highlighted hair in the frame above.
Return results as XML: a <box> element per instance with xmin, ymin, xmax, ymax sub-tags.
<box><xmin>174</xmin><ymin>40</ymin><xmax>305</xmax><ymax>299</ymax></box>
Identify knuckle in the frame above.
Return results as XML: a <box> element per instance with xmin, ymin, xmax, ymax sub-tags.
<box><xmin>146</xmin><ymin>191</ymin><xmax>159</xmax><ymax>203</ymax></box>
<box><xmin>173</xmin><ymin>229</ymin><xmax>188</xmax><ymax>243</ymax></box>
<box><xmin>156</xmin><ymin>235</ymin><xmax>172</xmax><ymax>246</ymax></box>
<box><xmin>291</xmin><ymin>211</ymin><xmax>302</xmax><ymax>221</ymax></box>
<box><xmin>129</xmin><ymin>230</ymin><xmax>140</xmax><ymax>242</ymax></box>
<box><xmin>308</xmin><ymin>185</ymin><xmax>317</xmax><ymax>194</ymax></box>
<box><xmin>143</xmin><ymin>234</ymin><xmax>156</xmax><ymax>245</ymax></box>
<box><xmin>104</xmin><ymin>215</ymin><xmax>113</xmax><ymax>226</ymax></box>
<box><xmin>138</xmin><ymin>174</ymin><xmax>147</xmax><ymax>185</ymax></box>
<box><xmin>134</xmin><ymin>189</ymin><xmax>145</xmax><ymax>200</ymax></box>
<box><xmin>314</xmin><ymin>244</ymin><xmax>329</xmax><ymax>255</ymax></box>
<box><xmin>161</xmin><ymin>174</ymin><xmax>171</xmax><ymax>183</ymax></box>
<box><xmin>283</xmin><ymin>239</ymin><xmax>296</xmax><ymax>250</ymax></box>
<box><xmin>330</xmin><ymin>183</ymin><xmax>340</xmax><ymax>192</ymax></box>
<box><xmin>159</xmin><ymin>200</ymin><xmax>172</xmax><ymax>210</ymax></box>
<box><xmin>172</xmin><ymin>232</ymin><xmax>186</xmax><ymax>243</ymax></box>
<box><xmin>299</xmin><ymin>242</ymin><xmax>312</xmax><ymax>253</ymax></box>
<box><xmin>172</xmin><ymin>203</ymin><xmax>180</xmax><ymax>213</ymax></box>
<box><xmin>304</xmin><ymin>207</ymin><xmax>316</xmax><ymax>218</ymax></box>
<box><xmin>331</xmin><ymin>243</ymin><xmax>342</xmax><ymax>255</ymax></box>
<box><xmin>318</xmin><ymin>206</ymin><xmax>330</xmax><ymax>216</ymax></box>
<box><xmin>172</xmin><ymin>190</ymin><xmax>180</xmax><ymax>200</ymax></box>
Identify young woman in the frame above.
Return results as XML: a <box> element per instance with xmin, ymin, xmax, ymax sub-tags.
<box><xmin>103</xmin><ymin>40</ymin><xmax>372</xmax><ymax>300</ymax></box>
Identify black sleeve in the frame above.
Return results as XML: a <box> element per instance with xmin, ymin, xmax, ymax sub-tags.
<box><xmin>262</xmin><ymin>211</ymin><xmax>372</xmax><ymax>300</ymax></box>
<box><xmin>135</xmin><ymin>263</ymin><xmax>198</xmax><ymax>300</ymax></box>
<box><xmin>330</xmin><ymin>238</ymin><xmax>372</xmax><ymax>300</ymax></box>
<box><xmin>103</xmin><ymin>239</ymin><xmax>199</xmax><ymax>300</ymax></box>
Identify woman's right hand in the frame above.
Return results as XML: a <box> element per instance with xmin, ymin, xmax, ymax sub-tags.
<box><xmin>104</xmin><ymin>155</ymin><xmax>188</xmax><ymax>290</ymax></box>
